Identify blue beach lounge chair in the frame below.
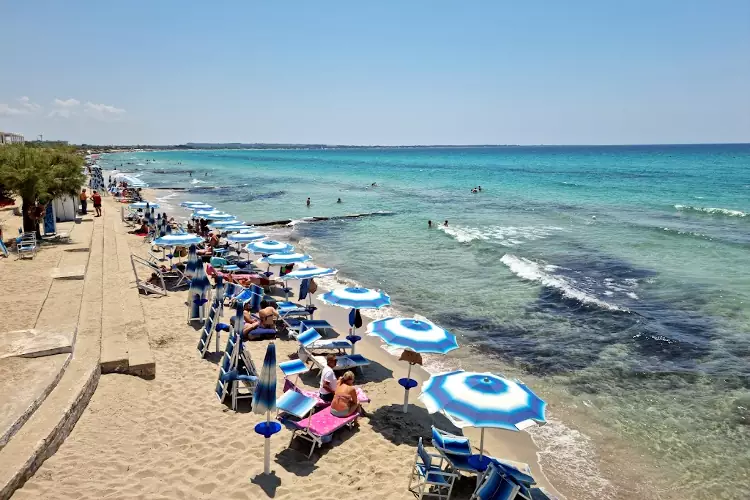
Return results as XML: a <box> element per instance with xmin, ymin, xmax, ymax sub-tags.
<box><xmin>215</xmin><ymin>333</ymin><xmax>258</xmax><ymax>410</ymax></box>
<box><xmin>471</xmin><ymin>463</ymin><xmax>520</xmax><ymax>500</ymax></box>
<box><xmin>408</xmin><ymin>437</ymin><xmax>459</xmax><ymax>500</ymax></box>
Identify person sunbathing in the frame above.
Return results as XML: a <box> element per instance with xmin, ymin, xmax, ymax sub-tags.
<box><xmin>242</xmin><ymin>302</ymin><xmax>261</xmax><ymax>337</ymax></box>
<box><xmin>129</xmin><ymin>222</ymin><xmax>149</xmax><ymax>235</ymax></box>
<box><xmin>330</xmin><ymin>371</ymin><xmax>359</xmax><ymax>417</ymax></box>
<box><xmin>258</xmin><ymin>305</ymin><xmax>279</xmax><ymax>329</ymax></box>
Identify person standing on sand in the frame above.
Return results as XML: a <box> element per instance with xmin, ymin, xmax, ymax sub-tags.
<box><xmin>306</xmin><ymin>197</ymin><xmax>311</xmax><ymax>207</ymax></box>
<box><xmin>79</xmin><ymin>189</ymin><xmax>88</xmax><ymax>215</ymax></box>
<box><xmin>92</xmin><ymin>191</ymin><xmax>102</xmax><ymax>217</ymax></box>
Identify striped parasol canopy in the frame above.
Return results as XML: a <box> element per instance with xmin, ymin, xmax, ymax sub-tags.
<box><xmin>180</xmin><ymin>201</ymin><xmax>210</xmax><ymax>208</ymax></box>
<box><xmin>253</xmin><ymin>342</ymin><xmax>280</xmax><ymax>475</ymax></box>
<box><xmin>130</xmin><ymin>201</ymin><xmax>159</xmax><ymax>209</ymax></box>
<box><xmin>280</xmin><ymin>266</ymin><xmax>337</xmax><ymax>281</ymax></box>
<box><xmin>193</xmin><ymin>210</ymin><xmax>234</xmax><ymax>220</ymax></box>
<box><xmin>419</xmin><ymin>370</ymin><xmax>547</xmax><ymax>460</ymax></box>
<box><xmin>367</xmin><ymin>317</ymin><xmax>458</xmax><ymax>355</ymax></box>
<box><xmin>223</xmin><ymin>224</ymin><xmax>256</xmax><ymax>232</ymax></box>
<box><xmin>367</xmin><ymin>316</ymin><xmax>458</xmax><ymax>413</ymax></box>
<box><xmin>226</xmin><ymin>232</ymin><xmax>266</xmax><ymax>243</ymax></box>
<box><xmin>319</xmin><ymin>287</ymin><xmax>391</xmax><ymax>310</ymax></box>
<box><xmin>260</xmin><ymin>253</ymin><xmax>312</xmax><ymax>265</ymax></box>
<box><xmin>209</xmin><ymin>220</ymin><xmax>244</xmax><ymax>228</ymax></box>
<box><xmin>152</xmin><ymin>233</ymin><xmax>204</xmax><ymax>247</ymax></box>
<box><xmin>245</xmin><ymin>240</ymin><xmax>294</xmax><ymax>255</ymax></box>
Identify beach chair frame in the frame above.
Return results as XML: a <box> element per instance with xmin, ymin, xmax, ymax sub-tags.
<box><xmin>130</xmin><ymin>254</ymin><xmax>168</xmax><ymax>296</ymax></box>
<box><xmin>470</xmin><ymin>463</ymin><xmax>522</xmax><ymax>500</ymax></box>
<box><xmin>408</xmin><ymin>437</ymin><xmax>458</xmax><ymax>500</ymax></box>
<box><xmin>197</xmin><ymin>299</ymin><xmax>224</xmax><ymax>357</ymax></box>
<box><xmin>16</xmin><ymin>232</ymin><xmax>38</xmax><ymax>259</ymax></box>
<box><xmin>287</xmin><ymin>407</ymin><xmax>360</xmax><ymax>458</ymax></box>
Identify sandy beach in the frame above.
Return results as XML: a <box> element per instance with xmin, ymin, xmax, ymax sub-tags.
<box><xmin>6</xmin><ymin>189</ymin><xmax>563</xmax><ymax>500</ymax></box>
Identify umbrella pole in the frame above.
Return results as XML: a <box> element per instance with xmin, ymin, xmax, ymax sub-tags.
<box><xmin>402</xmin><ymin>363</ymin><xmax>413</xmax><ymax>413</ymax></box>
<box><xmin>264</xmin><ymin>411</ymin><xmax>271</xmax><ymax>475</ymax></box>
<box><xmin>480</xmin><ymin>428</ymin><xmax>485</xmax><ymax>458</ymax></box>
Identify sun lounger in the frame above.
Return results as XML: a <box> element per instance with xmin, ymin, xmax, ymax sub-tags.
<box><xmin>431</xmin><ymin>426</ymin><xmax>535</xmax><ymax>492</ymax></box>
<box><xmin>300</xmin><ymin>348</ymin><xmax>371</xmax><ymax>374</ymax></box>
<box><xmin>215</xmin><ymin>333</ymin><xmax>258</xmax><ymax>410</ymax></box>
<box><xmin>130</xmin><ymin>254</ymin><xmax>167</xmax><ymax>296</ymax></box>
<box><xmin>282</xmin><ymin>378</ymin><xmax>370</xmax><ymax>408</ymax></box>
<box><xmin>284</xmin><ymin>403</ymin><xmax>360</xmax><ymax>458</ymax></box>
<box><xmin>471</xmin><ymin>463</ymin><xmax>520</xmax><ymax>500</ymax></box>
<box><xmin>277</xmin><ymin>300</ymin><xmax>316</xmax><ymax>318</ymax></box>
<box><xmin>283</xmin><ymin>318</ymin><xmax>334</xmax><ymax>338</ymax></box>
<box><xmin>408</xmin><ymin>437</ymin><xmax>459</xmax><ymax>500</ymax></box>
<box><xmin>296</xmin><ymin>327</ymin><xmax>353</xmax><ymax>352</ymax></box>
<box><xmin>197</xmin><ymin>299</ymin><xmax>230</xmax><ymax>357</ymax></box>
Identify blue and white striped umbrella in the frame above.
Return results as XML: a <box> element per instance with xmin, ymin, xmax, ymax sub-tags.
<box><xmin>223</xmin><ymin>224</ymin><xmax>255</xmax><ymax>232</ymax></box>
<box><xmin>186</xmin><ymin>244</ymin><xmax>199</xmax><ymax>280</ymax></box>
<box><xmin>367</xmin><ymin>317</ymin><xmax>459</xmax><ymax>355</ymax></box>
<box><xmin>186</xmin><ymin>203</ymin><xmax>213</xmax><ymax>210</ymax></box>
<box><xmin>209</xmin><ymin>219</ymin><xmax>243</xmax><ymax>228</ymax></box>
<box><xmin>152</xmin><ymin>233</ymin><xmax>204</xmax><ymax>247</ymax></box>
<box><xmin>188</xmin><ymin>258</ymin><xmax>211</xmax><ymax>321</ymax></box>
<box><xmin>319</xmin><ymin>287</ymin><xmax>391</xmax><ymax>310</ymax></box>
<box><xmin>420</xmin><ymin>370</ymin><xmax>547</xmax><ymax>458</ymax></box>
<box><xmin>367</xmin><ymin>316</ymin><xmax>458</xmax><ymax>413</ymax></box>
<box><xmin>227</xmin><ymin>232</ymin><xmax>266</xmax><ymax>244</ymax></box>
<box><xmin>194</xmin><ymin>210</ymin><xmax>234</xmax><ymax>220</ymax></box>
<box><xmin>260</xmin><ymin>253</ymin><xmax>312</xmax><ymax>265</ymax></box>
<box><xmin>280</xmin><ymin>266</ymin><xmax>338</xmax><ymax>281</ymax></box>
<box><xmin>253</xmin><ymin>342</ymin><xmax>279</xmax><ymax>475</ymax></box>
<box><xmin>245</xmin><ymin>240</ymin><xmax>294</xmax><ymax>255</ymax></box>
<box><xmin>130</xmin><ymin>201</ymin><xmax>159</xmax><ymax>209</ymax></box>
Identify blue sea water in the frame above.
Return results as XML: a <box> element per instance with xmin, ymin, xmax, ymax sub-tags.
<box><xmin>103</xmin><ymin>145</ymin><xmax>750</xmax><ymax>499</ymax></box>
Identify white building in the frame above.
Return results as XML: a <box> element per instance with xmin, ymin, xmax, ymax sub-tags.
<box><xmin>0</xmin><ymin>131</ymin><xmax>25</xmax><ymax>145</ymax></box>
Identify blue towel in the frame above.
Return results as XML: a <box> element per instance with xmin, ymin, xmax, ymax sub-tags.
<box><xmin>299</xmin><ymin>279</ymin><xmax>310</xmax><ymax>300</ymax></box>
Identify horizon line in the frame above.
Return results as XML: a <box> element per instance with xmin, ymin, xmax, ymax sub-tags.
<box><xmin>76</xmin><ymin>141</ymin><xmax>750</xmax><ymax>148</ymax></box>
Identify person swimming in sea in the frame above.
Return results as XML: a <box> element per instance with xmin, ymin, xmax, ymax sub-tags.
<box><xmin>428</xmin><ymin>220</ymin><xmax>432</xmax><ymax>228</ymax></box>
<box><xmin>444</xmin><ymin>220</ymin><xmax>448</xmax><ymax>227</ymax></box>
<box><xmin>337</xmin><ymin>198</ymin><xmax>342</xmax><ymax>203</ymax></box>
<box><xmin>306</xmin><ymin>197</ymin><xmax>311</xmax><ymax>207</ymax></box>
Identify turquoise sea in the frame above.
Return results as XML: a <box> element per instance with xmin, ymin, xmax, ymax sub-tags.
<box><xmin>102</xmin><ymin>145</ymin><xmax>750</xmax><ymax>499</ymax></box>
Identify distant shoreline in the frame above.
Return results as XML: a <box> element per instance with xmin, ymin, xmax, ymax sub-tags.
<box><xmin>87</xmin><ymin>142</ymin><xmax>750</xmax><ymax>155</ymax></box>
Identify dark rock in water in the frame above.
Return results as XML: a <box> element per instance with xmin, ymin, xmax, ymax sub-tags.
<box><xmin>250</xmin><ymin>211</ymin><xmax>395</xmax><ymax>227</ymax></box>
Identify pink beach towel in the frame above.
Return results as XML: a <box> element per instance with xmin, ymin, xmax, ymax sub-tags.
<box><xmin>283</xmin><ymin>379</ymin><xmax>370</xmax><ymax>405</ymax></box>
<box><xmin>295</xmin><ymin>407</ymin><xmax>358</xmax><ymax>436</ymax></box>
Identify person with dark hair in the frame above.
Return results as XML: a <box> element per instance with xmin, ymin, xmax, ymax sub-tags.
<box><xmin>92</xmin><ymin>191</ymin><xmax>102</xmax><ymax>217</ymax></box>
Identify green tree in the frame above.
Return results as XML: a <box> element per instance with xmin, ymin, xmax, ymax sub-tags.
<box><xmin>0</xmin><ymin>144</ymin><xmax>85</xmax><ymax>234</ymax></box>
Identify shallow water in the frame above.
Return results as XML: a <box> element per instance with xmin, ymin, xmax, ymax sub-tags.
<box><xmin>103</xmin><ymin>145</ymin><xmax>750</xmax><ymax>498</ymax></box>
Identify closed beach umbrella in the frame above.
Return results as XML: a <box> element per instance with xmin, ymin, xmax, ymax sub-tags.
<box><xmin>214</xmin><ymin>274</ymin><xmax>225</xmax><ymax>304</ymax></box>
<box><xmin>367</xmin><ymin>317</ymin><xmax>459</xmax><ymax>412</ymax></box>
<box><xmin>186</xmin><ymin>244</ymin><xmax>199</xmax><ymax>280</ymax></box>
<box><xmin>253</xmin><ymin>342</ymin><xmax>281</xmax><ymax>476</ymax></box>
<box><xmin>419</xmin><ymin>370</ymin><xmax>547</xmax><ymax>463</ymax></box>
<box><xmin>280</xmin><ymin>266</ymin><xmax>338</xmax><ymax>281</ymax></box>
<box><xmin>260</xmin><ymin>253</ymin><xmax>312</xmax><ymax>266</ymax></box>
<box><xmin>245</xmin><ymin>240</ymin><xmax>294</xmax><ymax>255</ymax></box>
<box><xmin>320</xmin><ymin>287</ymin><xmax>390</xmax><ymax>353</ymax></box>
<box><xmin>130</xmin><ymin>201</ymin><xmax>160</xmax><ymax>209</ymax></box>
<box><xmin>188</xmin><ymin>259</ymin><xmax>211</xmax><ymax>322</ymax></box>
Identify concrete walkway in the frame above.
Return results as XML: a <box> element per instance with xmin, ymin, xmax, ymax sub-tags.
<box><xmin>0</xmin><ymin>197</ymin><xmax>156</xmax><ymax>499</ymax></box>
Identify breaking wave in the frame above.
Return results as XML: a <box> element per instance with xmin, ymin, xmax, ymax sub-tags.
<box><xmin>500</xmin><ymin>254</ymin><xmax>630</xmax><ymax>312</ymax></box>
<box><xmin>438</xmin><ymin>225</ymin><xmax>565</xmax><ymax>246</ymax></box>
<box><xmin>674</xmin><ymin>204</ymin><xmax>747</xmax><ymax>218</ymax></box>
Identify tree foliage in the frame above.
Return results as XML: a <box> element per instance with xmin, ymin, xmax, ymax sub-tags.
<box><xmin>0</xmin><ymin>144</ymin><xmax>85</xmax><ymax>231</ymax></box>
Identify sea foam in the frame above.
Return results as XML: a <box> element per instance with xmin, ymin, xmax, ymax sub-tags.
<box><xmin>500</xmin><ymin>254</ymin><xmax>629</xmax><ymax>312</ymax></box>
<box><xmin>674</xmin><ymin>204</ymin><xmax>747</xmax><ymax>217</ymax></box>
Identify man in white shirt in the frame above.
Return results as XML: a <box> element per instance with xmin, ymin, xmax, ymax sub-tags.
<box><xmin>319</xmin><ymin>355</ymin><xmax>338</xmax><ymax>403</ymax></box>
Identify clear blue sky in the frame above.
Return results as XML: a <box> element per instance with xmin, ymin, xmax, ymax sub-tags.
<box><xmin>1</xmin><ymin>1</ymin><xmax>749</xmax><ymax>145</ymax></box>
